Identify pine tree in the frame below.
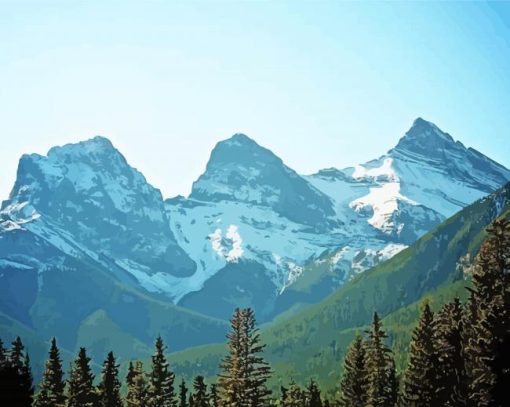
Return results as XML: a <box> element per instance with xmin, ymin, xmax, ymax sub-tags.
<box><xmin>20</xmin><ymin>351</ymin><xmax>35</xmax><ymax>406</ymax></box>
<box><xmin>178</xmin><ymin>379</ymin><xmax>188</xmax><ymax>407</ymax></box>
<box><xmin>339</xmin><ymin>335</ymin><xmax>368</xmax><ymax>407</ymax></box>
<box><xmin>0</xmin><ymin>336</ymin><xmax>34</xmax><ymax>407</ymax></box>
<box><xmin>209</xmin><ymin>383</ymin><xmax>219</xmax><ymax>407</ymax></box>
<box><xmin>365</xmin><ymin>312</ymin><xmax>398</xmax><ymax>407</ymax></box>
<box><xmin>305</xmin><ymin>380</ymin><xmax>322</xmax><ymax>407</ymax></box>
<box><xmin>282</xmin><ymin>380</ymin><xmax>304</xmax><ymax>407</ymax></box>
<box><xmin>126</xmin><ymin>361</ymin><xmax>148</xmax><ymax>407</ymax></box>
<box><xmin>97</xmin><ymin>351</ymin><xmax>123</xmax><ymax>407</ymax></box>
<box><xmin>0</xmin><ymin>338</ymin><xmax>6</xmax><ymax>367</ymax></box>
<box><xmin>241</xmin><ymin>308</ymin><xmax>272</xmax><ymax>406</ymax></box>
<box><xmin>10</xmin><ymin>336</ymin><xmax>25</xmax><ymax>371</ymax></box>
<box><xmin>191</xmin><ymin>375</ymin><xmax>208</xmax><ymax>407</ymax></box>
<box><xmin>464</xmin><ymin>218</ymin><xmax>510</xmax><ymax>406</ymax></box>
<box><xmin>67</xmin><ymin>347</ymin><xmax>96</xmax><ymax>407</ymax></box>
<box><xmin>434</xmin><ymin>298</ymin><xmax>466</xmax><ymax>406</ymax></box>
<box><xmin>147</xmin><ymin>336</ymin><xmax>175</xmax><ymax>407</ymax></box>
<box><xmin>385</xmin><ymin>358</ymin><xmax>399</xmax><ymax>407</ymax></box>
<box><xmin>34</xmin><ymin>337</ymin><xmax>66</xmax><ymax>407</ymax></box>
<box><xmin>280</xmin><ymin>386</ymin><xmax>288</xmax><ymax>406</ymax></box>
<box><xmin>218</xmin><ymin>308</ymin><xmax>272</xmax><ymax>407</ymax></box>
<box><xmin>218</xmin><ymin>308</ymin><xmax>243</xmax><ymax>407</ymax></box>
<box><xmin>402</xmin><ymin>302</ymin><xmax>438</xmax><ymax>406</ymax></box>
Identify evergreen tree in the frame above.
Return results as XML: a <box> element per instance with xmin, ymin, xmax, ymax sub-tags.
<box><xmin>241</xmin><ymin>308</ymin><xmax>272</xmax><ymax>406</ymax></box>
<box><xmin>218</xmin><ymin>308</ymin><xmax>243</xmax><ymax>407</ymax></box>
<box><xmin>305</xmin><ymin>380</ymin><xmax>322</xmax><ymax>407</ymax></box>
<box><xmin>10</xmin><ymin>336</ymin><xmax>25</xmax><ymax>371</ymax></box>
<box><xmin>279</xmin><ymin>386</ymin><xmax>288</xmax><ymax>406</ymax></box>
<box><xmin>282</xmin><ymin>380</ymin><xmax>304</xmax><ymax>407</ymax></box>
<box><xmin>365</xmin><ymin>312</ymin><xmax>398</xmax><ymax>407</ymax></box>
<box><xmin>218</xmin><ymin>308</ymin><xmax>272</xmax><ymax>407</ymax></box>
<box><xmin>188</xmin><ymin>394</ymin><xmax>194</xmax><ymax>407</ymax></box>
<box><xmin>385</xmin><ymin>358</ymin><xmax>399</xmax><ymax>407</ymax></box>
<box><xmin>0</xmin><ymin>338</ymin><xmax>6</xmax><ymax>367</ymax></box>
<box><xmin>147</xmin><ymin>336</ymin><xmax>175</xmax><ymax>407</ymax></box>
<box><xmin>97</xmin><ymin>351</ymin><xmax>123</xmax><ymax>407</ymax></box>
<box><xmin>402</xmin><ymin>302</ymin><xmax>438</xmax><ymax>406</ymax></box>
<box><xmin>339</xmin><ymin>335</ymin><xmax>368</xmax><ymax>407</ymax></box>
<box><xmin>67</xmin><ymin>347</ymin><xmax>96</xmax><ymax>407</ymax></box>
<box><xmin>0</xmin><ymin>336</ymin><xmax>34</xmax><ymax>407</ymax></box>
<box><xmin>34</xmin><ymin>337</ymin><xmax>66</xmax><ymax>407</ymax></box>
<box><xmin>434</xmin><ymin>298</ymin><xmax>466</xmax><ymax>406</ymax></box>
<box><xmin>126</xmin><ymin>361</ymin><xmax>148</xmax><ymax>407</ymax></box>
<box><xmin>209</xmin><ymin>383</ymin><xmax>219</xmax><ymax>407</ymax></box>
<box><xmin>178</xmin><ymin>379</ymin><xmax>188</xmax><ymax>407</ymax></box>
<box><xmin>464</xmin><ymin>218</ymin><xmax>510</xmax><ymax>407</ymax></box>
<box><xmin>21</xmin><ymin>351</ymin><xmax>35</xmax><ymax>405</ymax></box>
<box><xmin>191</xmin><ymin>375</ymin><xmax>208</xmax><ymax>407</ymax></box>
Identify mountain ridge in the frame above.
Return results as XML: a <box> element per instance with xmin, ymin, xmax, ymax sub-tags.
<box><xmin>1</xmin><ymin>117</ymin><xmax>509</xmax><ymax>326</ymax></box>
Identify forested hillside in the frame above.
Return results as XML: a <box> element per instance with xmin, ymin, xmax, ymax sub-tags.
<box><xmin>1</xmin><ymin>216</ymin><xmax>508</xmax><ymax>406</ymax></box>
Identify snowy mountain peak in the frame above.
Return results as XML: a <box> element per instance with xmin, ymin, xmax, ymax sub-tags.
<box><xmin>189</xmin><ymin>133</ymin><xmax>335</xmax><ymax>227</ymax></box>
<box><xmin>393</xmin><ymin>117</ymin><xmax>457</xmax><ymax>157</ymax></box>
<box><xmin>2</xmin><ymin>136</ymin><xmax>196</xmax><ymax>281</ymax></box>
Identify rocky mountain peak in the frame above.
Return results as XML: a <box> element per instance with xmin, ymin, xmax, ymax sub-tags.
<box><xmin>189</xmin><ymin>133</ymin><xmax>335</xmax><ymax>228</ymax></box>
<box><xmin>392</xmin><ymin>117</ymin><xmax>458</xmax><ymax>157</ymax></box>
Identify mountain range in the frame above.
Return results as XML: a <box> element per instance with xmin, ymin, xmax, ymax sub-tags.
<box><xmin>170</xmin><ymin>180</ymin><xmax>510</xmax><ymax>395</ymax></box>
<box><xmin>0</xmin><ymin>117</ymin><xmax>509</xmax><ymax>375</ymax></box>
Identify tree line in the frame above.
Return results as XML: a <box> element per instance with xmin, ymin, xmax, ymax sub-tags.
<box><xmin>0</xmin><ymin>219</ymin><xmax>508</xmax><ymax>406</ymax></box>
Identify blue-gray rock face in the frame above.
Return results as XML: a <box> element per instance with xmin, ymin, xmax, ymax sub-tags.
<box><xmin>2</xmin><ymin>136</ymin><xmax>195</xmax><ymax>277</ymax></box>
<box><xmin>190</xmin><ymin>133</ymin><xmax>335</xmax><ymax>229</ymax></box>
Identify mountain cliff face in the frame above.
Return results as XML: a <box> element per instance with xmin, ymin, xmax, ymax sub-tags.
<box><xmin>1</xmin><ymin>136</ymin><xmax>195</xmax><ymax>278</ymax></box>
<box><xmin>190</xmin><ymin>133</ymin><xmax>335</xmax><ymax>228</ymax></box>
<box><xmin>166</xmin><ymin>119</ymin><xmax>510</xmax><ymax>320</ymax></box>
<box><xmin>1</xmin><ymin>119</ymin><xmax>509</xmax><ymax>327</ymax></box>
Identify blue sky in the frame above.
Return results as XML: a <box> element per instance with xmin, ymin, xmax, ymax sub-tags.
<box><xmin>1</xmin><ymin>1</ymin><xmax>509</xmax><ymax>200</ymax></box>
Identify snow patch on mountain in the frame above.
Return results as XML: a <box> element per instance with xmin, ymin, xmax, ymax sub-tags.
<box><xmin>209</xmin><ymin>224</ymin><xmax>244</xmax><ymax>262</ymax></box>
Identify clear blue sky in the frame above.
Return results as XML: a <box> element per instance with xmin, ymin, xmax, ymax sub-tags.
<box><xmin>1</xmin><ymin>1</ymin><xmax>509</xmax><ymax>200</ymax></box>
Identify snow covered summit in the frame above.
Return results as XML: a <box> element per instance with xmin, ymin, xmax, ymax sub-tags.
<box><xmin>1</xmin><ymin>136</ymin><xmax>195</xmax><ymax>279</ymax></box>
<box><xmin>1</xmin><ymin>119</ymin><xmax>509</xmax><ymax>322</ymax></box>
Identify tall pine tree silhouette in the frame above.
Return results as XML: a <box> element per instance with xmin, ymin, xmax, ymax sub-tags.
<box><xmin>306</xmin><ymin>379</ymin><xmax>322</xmax><ymax>407</ymax></box>
<box><xmin>339</xmin><ymin>335</ymin><xmax>368</xmax><ymax>407</ymax></box>
<box><xmin>365</xmin><ymin>313</ymin><xmax>397</xmax><ymax>407</ymax></box>
<box><xmin>178</xmin><ymin>379</ymin><xmax>188</xmax><ymax>407</ymax></box>
<box><xmin>209</xmin><ymin>383</ymin><xmax>219</xmax><ymax>407</ymax></box>
<box><xmin>464</xmin><ymin>218</ymin><xmax>510</xmax><ymax>406</ymax></box>
<box><xmin>67</xmin><ymin>347</ymin><xmax>96</xmax><ymax>407</ymax></box>
<box><xmin>402</xmin><ymin>302</ymin><xmax>438</xmax><ymax>406</ymax></box>
<box><xmin>126</xmin><ymin>361</ymin><xmax>147</xmax><ymax>407</ymax></box>
<box><xmin>0</xmin><ymin>339</ymin><xmax>6</xmax><ymax>366</ymax></box>
<box><xmin>97</xmin><ymin>351</ymin><xmax>123</xmax><ymax>407</ymax></box>
<box><xmin>147</xmin><ymin>336</ymin><xmax>175</xmax><ymax>407</ymax></box>
<box><xmin>281</xmin><ymin>380</ymin><xmax>305</xmax><ymax>407</ymax></box>
<box><xmin>218</xmin><ymin>308</ymin><xmax>272</xmax><ymax>407</ymax></box>
<box><xmin>434</xmin><ymin>298</ymin><xmax>466</xmax><ymax>406</ymax></box>
<box><xmin>191</xmin><ymin>375</ymin><xmax>208</xmax><ymax>407</ymax></box>
<box><xmin>0</xmin><ymin>336</ymin><xmax>34</xmax><ymax>407</ymax></box>
<box><xmin>34</xmin><ymin>337</ymin><xmax>66</xmax><ymax>407</ymax></box>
